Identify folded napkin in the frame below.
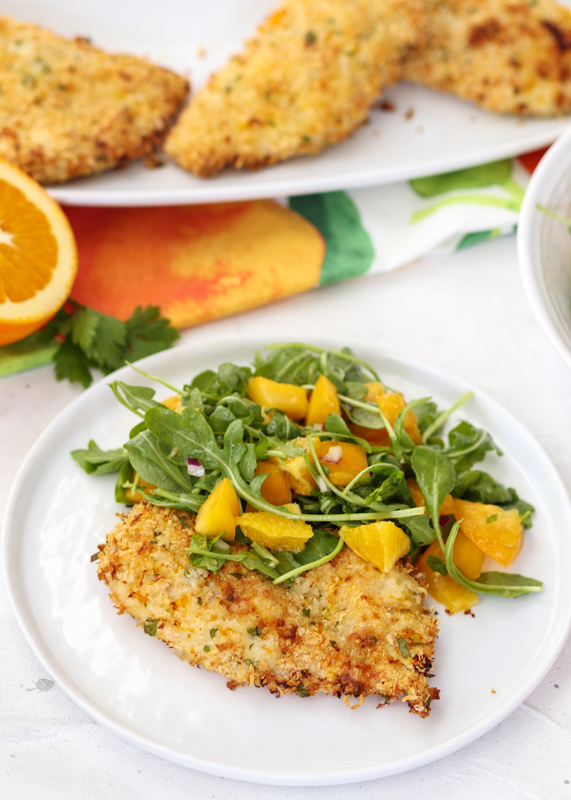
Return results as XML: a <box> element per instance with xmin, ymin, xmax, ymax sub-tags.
<box><xmin>0</xmin><ymin>148</ymin><xmax>546</xmax><ymax>378</ymax></box>
<box><xmin>67</xmin><ymin>150</ymin><xmax>543</xmax><ymax>327</ymax></box>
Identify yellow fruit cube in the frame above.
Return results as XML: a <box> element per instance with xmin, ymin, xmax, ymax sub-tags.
<box><xmin>247</xmin><ymin>376</ymin><xmax>308</xmax><ymax>421</ymax></box>
<box><xmin>195</xmin><ymin>478</ymin><xmax>240</xmax><ymax>542</ymax></box>
<box><xmin>363</xmin><ymin>381</ymin><xmax>385</xmax><ymax>402</ymax></box>
<box><xmin>268</xmin><ymin>445</ymin><xmax>316</xmax><ymax>496</ymax></box>
<box><xmin>377</xmin><ymin>392</ymin><xmax>422</xmax><ymax>446</ymax></box>
<box><xmin>315</xmin><ymin>439</ymin><xmax>369</xmax><ymax>487</ymax></box>
<box><xmin>306</xmin><ymin>374</ymin><xmax>341</xmax><ymax>426</ymax></box>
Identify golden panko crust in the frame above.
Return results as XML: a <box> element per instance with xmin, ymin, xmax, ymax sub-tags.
<box><xmin>0</xmin><ymin>16</ymin><xmax>189</xmax><ymax>184</ymax></box>
<box><xmin>97</xmin><ymin>502</ymin><xmax>439</xmax><ymax>717</ymax></box>
<box><xmin>164</xmin><ymin>0</ymin><xmax>426</xmax><ymax>177</ymax></box>
<box><xmin>401</xmin><ymin>0</ymin><xmax>571</xmax><ymax>116</ymax></box>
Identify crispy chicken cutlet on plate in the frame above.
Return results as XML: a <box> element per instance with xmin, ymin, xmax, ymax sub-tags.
<box><xmin>0</xmin><ymin>16</ymin><xmax>189</xmax><ymax>184</ymax></box>
<box><xmin>401</xmin><ymin>0</ymin><xmax>571</xmax><ymax>116</ymax></box>
<box><xmin>97</xmin><ymin>502</ymin><xmax>439</xmax><ymax>717</ymax></box>
<box><xmin>164</xmin><ymin>0</ymin><xmax>426</xmax><ymax>177</ymax></box>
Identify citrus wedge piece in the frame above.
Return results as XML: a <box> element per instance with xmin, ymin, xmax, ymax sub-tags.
<box><xmin>339</xmin><ymin>521</ymin><xmax>410</xmax><ymax>572</ymax></box>
<box><xmin>0</xmin><ymin>158</ymin><xmax>77</xmax><ymax>345</ymax></box>
<box><xmin>237</xmin><ymin>510</ymin><xmax>313</xmax><ymax>553</ymax></box>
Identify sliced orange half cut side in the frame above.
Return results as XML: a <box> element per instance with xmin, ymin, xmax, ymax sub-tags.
<box><xmin>0</xmin><ymin>159</ymin><xmax>77</xmax><ymax>345</ymax></box>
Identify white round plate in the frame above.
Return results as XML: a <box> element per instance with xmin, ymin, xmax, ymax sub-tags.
<box><xmin>518</xmin><ymin>128</ymin><xmax>571</xmax><ymax>372</ymax></box>
<box><xmin>11</xmin><ymin>0</ymin><xmax>571</xmax><ymax>206</ymax></box>
<box><xmin>3</xmin><ymin>337</ymin><xmax>571</xmax><ymax>786</ymax></box>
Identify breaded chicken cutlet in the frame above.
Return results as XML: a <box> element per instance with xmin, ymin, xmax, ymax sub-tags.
<box><xmin>164</xmin><ymin>0</ymin><xmax>426</xmax><ymax>177</ymax></box>
<box><xmin>97</xmin><ymin>502</ymin><xmax>439</xmax><ymax>717</ymax></box>
<box><xmin>401</xmin><ymin>0</ymin><xmax>571</xmax><ymax>116</ymax></box>
<box><xmin>0</xmin><ymin>17</ymin><xmax>189</xmax><ymax>184</ymax></box>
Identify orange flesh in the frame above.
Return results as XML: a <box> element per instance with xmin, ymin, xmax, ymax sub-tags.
<box><xmin>0</xmin><ymin>180</ymin><xmax>58</xmax><ymax>304</ymax></box>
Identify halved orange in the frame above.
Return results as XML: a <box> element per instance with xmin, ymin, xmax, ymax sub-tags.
<box><xmin>0</xmin><ymin>159</ymin><xmax>77</xmax><ymax>346</ymax></box>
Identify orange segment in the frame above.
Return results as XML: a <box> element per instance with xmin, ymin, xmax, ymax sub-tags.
<box><xmin>237</xmin><ymin>510</ymin><xmax>313</xmax><ymax>552</ymax></box>
<box><xmin>453</xmin><ymin>498</ymin><xmax>523</xmax><ymax>567</ymax></box>
<box><xmin>339</xmin><ymin>521</ymin><xmax>410</xmax><ymax>573</ymax></box>
<box><xmin>0</xmin><ymin>158</ymin><xmax>77</xmax><ymax>345</ymax></box>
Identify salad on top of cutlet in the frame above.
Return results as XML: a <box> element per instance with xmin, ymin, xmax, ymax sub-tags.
<box><xmin>74</xmin><ymin>342</ymin><xmax>542</xmax><ymax>612</ymax></box>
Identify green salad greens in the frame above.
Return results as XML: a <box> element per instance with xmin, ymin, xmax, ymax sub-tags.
<box><xmin>73</xmin><ymin>343</ymin><xmax>541</xmax><ymax>598</ymax></box>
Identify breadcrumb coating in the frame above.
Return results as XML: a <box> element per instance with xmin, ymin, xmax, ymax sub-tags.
<box><xmin>0</xmin><ymin>17</ymin><xmax>189</xmax><ymax>184</ymax></box>
<box><xmin>401</xmin><ymin>0</ymin><xmax>571</xmax><ymax>116</ymax></box>
<box><xmin>97</xmin><ymin>502</ymin><xmax>439</xmax><ymax>716</ymax></box>
<box><xmin>164</xmin><ymin>0</ymin><xmax>426</xmax><ymax>177</ymax></box>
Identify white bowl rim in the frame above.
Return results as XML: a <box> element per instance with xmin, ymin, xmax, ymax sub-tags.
<box><xmin>518</xmin><ymin>126</ymin><xmax>571</xmax><ymax>372</ymax></box>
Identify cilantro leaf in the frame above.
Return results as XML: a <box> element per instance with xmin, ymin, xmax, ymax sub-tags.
<box><xmin>13</xmin><ymin>301</ymin><xmax>179</xmax><ymax>388</ymax></box>
<box><xmin>53</xmin><ymin>337</ymin><xmax>92</xmax><ymax>388</ymax></box>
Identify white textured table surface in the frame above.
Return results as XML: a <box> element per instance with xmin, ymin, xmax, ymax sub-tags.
<box><xmin>2</xmin><ymin>234</ymin><xmax>571</xmax><ymax>799</ymax></box>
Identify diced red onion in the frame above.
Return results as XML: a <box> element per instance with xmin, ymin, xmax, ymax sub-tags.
<box><xmin>439</xmin><ymin>515</ymin><xmax>450</xmax><ymax>527</ymax></box>
<box><xmin>187</xmin><ymin>458</ymin><xmax>205</xmax><ymax>477</ymax></box>
<box><xmin>322</xmin><ymin>445</ymin><xmax>343</xmax><ymax>464</ymax></box>
<box><xmin>316</xmin><ymin>476</ymin><xmax>330</xmax><ymax>493</ymax></box>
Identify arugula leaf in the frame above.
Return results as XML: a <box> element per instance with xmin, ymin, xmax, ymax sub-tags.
<box><xmin>473</xmin><ymin>572</ymin><xmax>544</xmax><ymax>597</ymax></box>
<box><xmin>293</xmin><ymin>529</ymin><xmax>340</xmax><ymax>565</ymax></box>
<box><xmin>401</xmin><ymin>513</ymin><xmax>437</xmax><ymax>548</ymax></box>
<box><xmin>411</xmin><ymin>446</ymin><xmax>456</xmax><ymax>549</ymax></box>
<box><xmin>324</xmin><ymin>413</ymin><xmax>370</xmax><ymax>451</ymax></box>
<box><xmin>115</xmin><ymin>460</ymin><xmax>135</xmax><ymax>504</ymax></box>
<box><xmin>264</xmin><ymin>412</ymin><xmax>301</xmax><ymax>440</ymax></box>
<box><xmin>71</xmin><ymin>440</ymin><xmax>128</xmax><ymax>475</ymax></box>
<box><xmin>445</xmin><ymin>420</ymin><xmax>501</xmax><ymax>466</ymax></box>
<box><xmin>125</xmin><ymin>430</ymin><xmax>193</xmax><ymax>493</ymax></box>
<box><xmin>453</xmin><ymin>470</ymin><xmax>517</xmax><ymax>505</ymax></box>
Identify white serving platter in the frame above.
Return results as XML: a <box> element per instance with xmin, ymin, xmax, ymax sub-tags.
<box><xmin>10</xmin><ymin>0</ymin><xmax>571</xmax><ymax>205</ymax></box>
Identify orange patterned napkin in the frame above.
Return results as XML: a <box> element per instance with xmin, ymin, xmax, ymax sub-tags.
<box><xmin>65</xmin><ymin>200</ymin><xmax>325</xmax><ymax>328</ymax></box>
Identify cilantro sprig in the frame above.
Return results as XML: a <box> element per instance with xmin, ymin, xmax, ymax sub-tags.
<box><xmin>0</xmin><ymin>301</ymin><xmax>179</xmax><ymax>388</ymax></box>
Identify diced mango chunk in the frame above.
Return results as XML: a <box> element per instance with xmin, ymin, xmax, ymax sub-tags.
<box><xmin>268</xmin><ymin>451</ymin><xmax>316</xmax><ymax>496</ymax></box>
<box><xmin>453</xmin><ymin>498</ymin><xmax>523</xmax><ymax>567</ymax></box>
<box><xmin>306</xmin><ymin>374</ymin><xmax>341</xmax><ymax>426</ymax></box>
<box><xmin>453</xmin><ymin>530</ymin><xmax>485</xmax><ymax>581</ymax></box>
<box><xmin>377</xmin><ymin>392</ymin><xmax>422</xmax><ymax>445</ymax></box>
<box><xmin>237</xmin><ymin>510</ymin><xmax>313</xmax><ymax>552</ymax></box>
<box><xmin>416</xmin><ymin>540</ymin><xmax>479</xmax><ymax>614</ymax></box>
<box><xmin>195</xmin><ymin>478</ymin><xmax>240</xmax><ymax>542</ymax></box>
<box><xmin>339</xmin><ymin>520</ymin><xmax>410</xmax><ymax>572</ymax></box>
<box><xmin>247</xmin><ymin>376</ymin><xmax>308</xmax><ymax>421</ymax></box>
<box><xmin>363</xmin><ymin>381</ymin><xmax>385</xmax><ymax>402</ymax></box>
<box><xmin>406</xmin><ymin>478</ymin><xmax>455</xmax><ymax>517</ymax></box>
<box><xmin>314</xmin><ymin>439</ymin><xmax>368</xmax><ymax>488</ymax></box>
<box><xmin>254</xmin><ymin>460</ymin><xmax>293</xmax><ymax>506</ymax></box>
